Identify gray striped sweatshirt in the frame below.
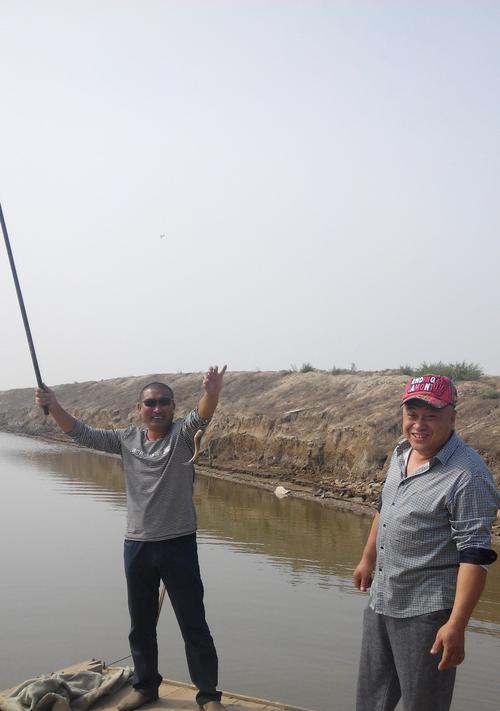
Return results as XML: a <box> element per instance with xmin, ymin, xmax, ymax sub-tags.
<box><xmin>67</xmin><ymin>409</ymin><xmax>211</xmax><ymax>541</ymax></box>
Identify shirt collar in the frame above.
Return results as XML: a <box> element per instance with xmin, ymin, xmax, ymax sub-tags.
<box><xmin>433</xmin><ymin>430</ymin><xmax>461</xmax><ymax>464</ymax></box>
<box><xmin>396</xmin><ymin>431</ymin><xmax>461</xmax><ymax>466</ymax></box>
<box><xmin>395</xmin><ymin>438</ymin><xmax>411</xmax><ymax>457</ymax></box>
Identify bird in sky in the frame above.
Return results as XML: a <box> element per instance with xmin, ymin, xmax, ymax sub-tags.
<box><xmin>160</xmin><ymin>234</ymin><xmax>167</xmax><ymax>239</ymax></box>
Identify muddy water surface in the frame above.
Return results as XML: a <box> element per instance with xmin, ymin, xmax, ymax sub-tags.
<box><xmin>0</xmin><ymin>432</ymin><xmax>498</xmax><ymax>711</ymax></box>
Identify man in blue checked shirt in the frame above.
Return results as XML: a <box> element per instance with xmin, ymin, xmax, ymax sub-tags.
<box><xmin>353</xmin><ymin>374</ymin><xmax>499</xmax><ymax>711</ymax></box>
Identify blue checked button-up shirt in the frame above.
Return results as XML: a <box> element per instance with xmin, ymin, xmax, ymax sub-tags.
<box><xmin>370</xmin><ymin>431</ymin><xmax>499</xmax><ymax>617</ymax></box>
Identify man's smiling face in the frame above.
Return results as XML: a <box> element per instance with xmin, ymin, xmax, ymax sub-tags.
<box><xmin>137</xmin><ymin>386</ymin><xmax>175</xmax><ymax>439</ymax></box>
<box><xmin>402</xmin><ymin>400</ymin><xmax>456</xmax><ymax>460</ymax></box>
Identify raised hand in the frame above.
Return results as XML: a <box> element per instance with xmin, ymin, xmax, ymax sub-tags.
<box><xmin>203</xmin><ymin>365</ymin><xmax>227</xmax><ymax>396</ymax></box>
<box><xmin>35</xmin><ymin>385</ymin><xmax>57</xmax><ymax>411</ymax></box>
<box><xmin>34</xmin><ymin>385</ymin><xmax>77</xmax><ymax>433</ymax></box>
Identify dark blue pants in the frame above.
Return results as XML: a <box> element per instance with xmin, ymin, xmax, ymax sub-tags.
<box><xmin>124</xmin><ymin>534</ymin><xmax>221</xmax><ymax>706</ymax></box>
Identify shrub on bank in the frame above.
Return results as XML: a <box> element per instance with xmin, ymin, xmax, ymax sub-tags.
<box><xmin>481</xmin><ymin>388</ymin><xmax>500</xmax><ymax>399</ymax></box>
<box><xmin>399</xmin><ymin>361</ymin><xmax>483</xmax><ymax>381</ymax></box>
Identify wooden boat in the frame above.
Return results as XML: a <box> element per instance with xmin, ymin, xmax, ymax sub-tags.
<box><xmin>0</xmin><ymin>660</ymin><xmax>315</xmax><ymax>711</ymax></box>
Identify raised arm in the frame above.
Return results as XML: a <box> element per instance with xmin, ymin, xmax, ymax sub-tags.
<box><xmin>35</xmin><ymin>384</ymin><xmax>122</xmax><ymax>454</ymax></box>
<box><xmin>35</xmin><ymin>386</ymin><xmax>77</xmax><ymax>433</ymax></box>
<box><xmin>197</xmin><ymin>365</ymin><xmax>227</xmax><ymax>419</ymax></box>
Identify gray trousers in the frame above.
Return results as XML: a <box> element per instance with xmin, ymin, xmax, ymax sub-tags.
<box><xmin>356</xmin><ymin>606</ymin><xmax>456</xmax><ymax>711</ymax></box>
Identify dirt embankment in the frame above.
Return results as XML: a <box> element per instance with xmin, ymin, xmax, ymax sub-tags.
<box><xmin>1</xmin><ymin>370</ymin><xmax>499</xmax><ymax>531</ymax></box>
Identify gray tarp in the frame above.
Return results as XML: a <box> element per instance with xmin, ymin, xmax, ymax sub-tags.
<box><xmin>0</xmin><ymin>668</ymin><xmax>132</xmax><ymax>711</ymax></box>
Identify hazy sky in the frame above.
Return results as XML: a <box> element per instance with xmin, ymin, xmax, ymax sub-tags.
<box><xmin>1</xmin><ymin>0</ymin><xmax>499</xmax><ymax>391</ymax></box>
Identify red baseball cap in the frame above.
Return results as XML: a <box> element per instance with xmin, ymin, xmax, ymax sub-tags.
<box><xmin>401</xmin><ymin>374</ymin><xmax>457</xmax><ymax>409</ymax></box>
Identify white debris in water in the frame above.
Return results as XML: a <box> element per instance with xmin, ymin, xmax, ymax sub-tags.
<box><xmin>274</xmin><ymin>485</ymin><xmax>290</xmax><ymax>498</ymax></box>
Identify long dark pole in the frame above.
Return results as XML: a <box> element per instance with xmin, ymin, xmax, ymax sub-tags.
<box><xmin>0</xmin><ymin>203</ymin><xmax>49</xmax><ymax>415</ymax></box>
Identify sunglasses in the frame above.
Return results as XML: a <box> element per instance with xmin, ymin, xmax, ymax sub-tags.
<box><xmin>142</xmin><ymin>397</ymin><xmax>173</xmax><ymax>408</ymax></box>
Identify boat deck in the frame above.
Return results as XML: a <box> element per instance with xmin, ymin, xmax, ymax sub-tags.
<box><xmin>0</xmin><ymin>660</ymin><xmax>314</xmax><ymax>711</ymax></box>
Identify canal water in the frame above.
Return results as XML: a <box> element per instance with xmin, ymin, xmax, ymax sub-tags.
<box><xmin>0</xmin><ymin>432</ymin><xmax>498</xmax><ymax>711</ymax></box>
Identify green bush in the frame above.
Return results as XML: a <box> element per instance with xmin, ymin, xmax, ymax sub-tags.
<box><xmin>481</xmin><ymin>388</ymin><xmax>500</xmax><ymax>399</ymax></box>
<box><xmin>300</xmin><ymin>362</ymin><xmax>315</xmax><ymax>373</ymax></box>
<box><xmin>329</xmin><ymin>365</ymin><xmax>350</xmax><ymax>375</ymax></box>
<box><xmin>399</xmin><ymin>364</ymin><xmax>414</xmax><ymax>376</ymax></box>
<box><xmin>399</xmin><ymin>361</ymin><xmax>483</xmax><ymax>381</ymax></box>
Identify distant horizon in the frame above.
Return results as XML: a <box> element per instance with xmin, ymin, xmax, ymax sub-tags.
<box><xmin>1</xmin><ymin>361</ymin><xmax>498</xmax><ymax>394</ymax></box>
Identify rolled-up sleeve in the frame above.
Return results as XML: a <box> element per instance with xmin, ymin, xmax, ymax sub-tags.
<box><xmin>449</xmin><ymin>471</ymin><xmax>499</xmax><ymax>553</ymax></box>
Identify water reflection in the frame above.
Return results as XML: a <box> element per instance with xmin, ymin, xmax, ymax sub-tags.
<box><xmin>195</xmin><ymin>475</ymin><xmax>369</xmax><ymax>584</ymax></box>
<box><xmin>16</xmin><ymin>438</ymin><xmax>500</xmax><ymax>626</ymax></box>
<box><xmin>20</xmin><ymin>443</ymin><xmax>370</xmax><ymax>583</ymax></box>
<box><xmin>1</xmin><ymin>433</ymin><xmax>499</xmax><ymax>711</ymax></box>
<box><xmin>26</xmin><ymin>448</ymin><xmax>126</xmax><ymax>506</ymax></box>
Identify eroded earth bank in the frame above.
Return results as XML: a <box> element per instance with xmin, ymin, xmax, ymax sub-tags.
<box><xmin>1</xmin><ymin>370</ymin><xmax>499</xmax><ymax>535</ymax></box>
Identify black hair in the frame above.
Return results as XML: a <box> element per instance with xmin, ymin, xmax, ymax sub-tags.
<box><xmin>139</xmin><ymin>382</ymin><xmax>174</xmax><ymax>402</ymax></box>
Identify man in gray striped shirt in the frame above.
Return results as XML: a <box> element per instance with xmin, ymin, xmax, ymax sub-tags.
<box><xmin>36</xmin><ymin>366</ymin><xmax>228</xmax><ymax>711</ymax></box>
<box><xmin>353</xmin><ymin>374</ymin><xmax>498</xmax><ymax>711</ymax></box>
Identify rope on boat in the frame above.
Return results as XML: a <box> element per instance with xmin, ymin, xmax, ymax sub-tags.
<box><xmin>107</xmin><ymin>582</ymin><xmax>168</xmax><ymax>667</ymax></box>
<box><xmin>107</xmin><ymin>652</ymin><xmax>132</xmax><ymax>666</ymax></box>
